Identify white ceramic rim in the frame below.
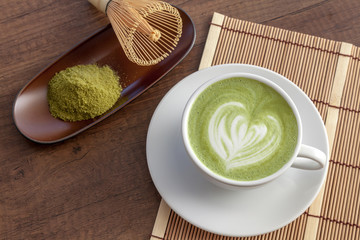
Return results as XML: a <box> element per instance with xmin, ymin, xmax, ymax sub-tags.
<box><xmin>181</xmin><ymin>72</ymin><xmax>303</xmax><ymax>187</ymax></box>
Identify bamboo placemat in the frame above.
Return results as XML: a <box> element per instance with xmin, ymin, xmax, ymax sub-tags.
<box><xmin>150</xmin><ymin>12</ymin><xmax>360</xmax><ymax>240</ymax></box>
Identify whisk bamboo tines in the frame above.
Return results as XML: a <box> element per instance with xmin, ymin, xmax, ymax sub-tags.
<box><xmin>88</xmin><ymin>0</ymin><xmax>183</xmax><ymax>66</ymax></box>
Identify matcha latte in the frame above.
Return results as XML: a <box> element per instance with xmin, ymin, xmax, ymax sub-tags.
<box><xmin>187</xmin><ymin>77</ymin><xmax>298</xmax><ymax>181</ymax></box>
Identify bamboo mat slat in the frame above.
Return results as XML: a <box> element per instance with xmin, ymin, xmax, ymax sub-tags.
<box><xmin>150</xmin><ymin>12</ymin><xmax>360</xmax><ymax>240</ymax></box>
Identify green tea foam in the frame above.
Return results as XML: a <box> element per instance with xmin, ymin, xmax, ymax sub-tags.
<box><xmin>187</xmin><ymin>77</ymin><xmax>298</xmax><ymax>181</ymax></box>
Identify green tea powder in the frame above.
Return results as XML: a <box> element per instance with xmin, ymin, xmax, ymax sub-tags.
<box><xmin>47</xmin><ymin>64</ymin><xmax>122</xmax><ymax>121</ymax></box>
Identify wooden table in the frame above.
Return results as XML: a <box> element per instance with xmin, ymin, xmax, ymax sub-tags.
<box><xmin>1</xmin><ymin>0</ymin><xmax>360</xmax><ymax>239</ymax></box>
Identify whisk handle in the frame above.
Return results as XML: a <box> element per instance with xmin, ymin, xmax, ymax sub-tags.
<box><xmin>88</xmin><ymin>0</ymin><xmax>111</xmax><ymax>14</ymax></box>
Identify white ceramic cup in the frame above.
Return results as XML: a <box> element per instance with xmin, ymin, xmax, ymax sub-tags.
<box><xmin>182</xmin><ymin>72</ymin><xmax>327</xmax><ymax>189</ymax></box>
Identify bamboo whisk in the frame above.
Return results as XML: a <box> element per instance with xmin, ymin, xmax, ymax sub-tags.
<box><xmin>88</xmin><ymin>0</ymin><xmax>183</xmax><ymax>66</ymax></box>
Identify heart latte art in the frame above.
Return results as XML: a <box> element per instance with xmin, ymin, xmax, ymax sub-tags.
<box><xmin>208</xmin><ymin>102</ymin><xmax>282</xmax><ymax>171</ymax></box>
<box><xmin>187</xmin><ymin>77</ymin><xmax>298</xmax><ymax>181</ymax></box>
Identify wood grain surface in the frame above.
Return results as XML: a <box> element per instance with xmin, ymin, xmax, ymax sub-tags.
<box><xmin>1</xmin><ymin>0</ymin><xmax>360</xmax><ymax>239</ymax></box>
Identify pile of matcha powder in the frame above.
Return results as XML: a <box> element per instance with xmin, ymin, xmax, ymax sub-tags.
<box><xmin>47</xmin><ymin>64</ymin><xmax>122</xmax><ymax>121</ymax></box>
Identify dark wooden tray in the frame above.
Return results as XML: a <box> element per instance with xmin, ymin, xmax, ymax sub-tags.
<box><xmin>13</xmin><ymin>6</ymin><xmax>195</xmax><ymax>144</ymax></box>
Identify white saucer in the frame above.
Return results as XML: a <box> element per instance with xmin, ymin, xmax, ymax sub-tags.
<box><xmin>146</xmin><ymin>64</ymin><xmax>329</xmax><ymax>237</ymax></box>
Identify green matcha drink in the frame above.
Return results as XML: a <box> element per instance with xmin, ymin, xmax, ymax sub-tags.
<box><xmin>187</xmin><ymin>77</ymin><xmax>298</xmax><ymax>181</ymax></box>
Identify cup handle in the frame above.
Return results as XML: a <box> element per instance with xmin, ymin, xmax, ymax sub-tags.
<box><xmin>291</xmin><ymin>144</ymin><xmax>327</xmax><ymax>170</ymax></box>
